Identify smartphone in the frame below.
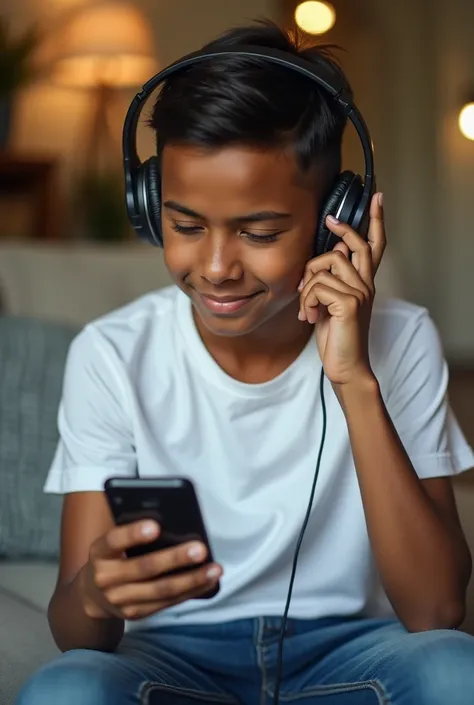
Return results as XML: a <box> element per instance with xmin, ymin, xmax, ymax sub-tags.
<box><xmin>104</xmin><ymin>476</ymin><xmax>219</xmax><ymax>599</ymax></box>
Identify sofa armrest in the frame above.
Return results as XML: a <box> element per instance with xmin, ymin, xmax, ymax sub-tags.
<box><xmin>0</xmin><ymin>588</ymin><xmax>59</xmax><ymax>705</ymax></box>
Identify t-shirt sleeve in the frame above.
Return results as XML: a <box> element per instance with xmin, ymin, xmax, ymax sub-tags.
<box><xmin>44</xmin><ymin>326</ymin><xmax>137</xmax><ymax>494</ymax></box>
<box><xmin>383</xmin><ymin>309</ymin><xmax>474</xmax><ymax>479</ymax></box>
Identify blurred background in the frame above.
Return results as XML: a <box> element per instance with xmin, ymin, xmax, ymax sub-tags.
<box><xmin>1</xmin><ymin>4</ymin><xmax>474</xmax><ymax>684</ymax></box>
<box><xmin>1</xmin><ymin>0</ymin><xmax>474</xmax><ymax>353</ymax></box>
<box><xmin>1</xmin><ymin>0</ymin><xmax>473</xmax><ymax>443</ymax></box>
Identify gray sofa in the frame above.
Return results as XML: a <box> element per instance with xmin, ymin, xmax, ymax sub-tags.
<box><xmin>1</xmin><ymin>314</ymin><xmax>474</xmax><ymax>705</ymax></box>
<box><xmin>0</xmin><ymin>316</ymin><xmax>74</xmax><ymax>705</ymax></box>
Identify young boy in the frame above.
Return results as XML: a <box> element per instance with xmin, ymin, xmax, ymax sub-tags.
<box><xmin>17</xmin><ymin>20</ymin><xmax>474</xmax><ymax>705</ymax></box>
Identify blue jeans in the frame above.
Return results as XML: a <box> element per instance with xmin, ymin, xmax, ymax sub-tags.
<box><xmin>16</xmin><ymin>616</ymin><xmax>474</xmax><ymax>704</ymax></box>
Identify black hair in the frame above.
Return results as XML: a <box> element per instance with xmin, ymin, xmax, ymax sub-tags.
<box><xmin>149</xmin><ymin>20</ymin><xmax>352</xmax><ymax>195</ymax></box>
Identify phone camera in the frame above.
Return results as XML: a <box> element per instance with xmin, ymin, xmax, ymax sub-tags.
<box><xmin>113</xmin><ymin>496</ymin><xmax>123</xmax><ymax>505</ymax></box>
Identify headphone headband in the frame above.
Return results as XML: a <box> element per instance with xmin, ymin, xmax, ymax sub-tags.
<box><xmin>123</xmin><ymin>45</ymin><xmax>374</xmax><ymax>239</ymax></box>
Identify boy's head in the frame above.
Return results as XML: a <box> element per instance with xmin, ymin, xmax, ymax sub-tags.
<box><xmin>149</xmin><ymin>21</ymin><xmax>352</xmax><ymax>339</ymax></box>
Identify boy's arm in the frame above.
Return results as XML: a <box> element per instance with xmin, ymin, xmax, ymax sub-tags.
<box><xmin>336</xmin><ymin>375</ymin><xmax>472</xmax><ymax>633</ymax></box>
<box><xmin>299</xmin><ymin>194</ymin><xmax>473</xmax><ymax>632</ymax></box>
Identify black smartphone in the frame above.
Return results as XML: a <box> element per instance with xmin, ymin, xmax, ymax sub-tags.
<box><xmin>104</xmin><ymin>476</ymin><xmax>219</xmax><ymax>599</ymax></box>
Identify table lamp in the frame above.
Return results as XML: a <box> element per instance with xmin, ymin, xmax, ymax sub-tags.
<box><xmin>50</xmin><ymin>0</ymin><xmax>157</xmax><ymax>173</ymax></box>
<box><xmin>45</xmin><ymin>1</ymin><xmax>157</xmax><ymax>241</ymax></box>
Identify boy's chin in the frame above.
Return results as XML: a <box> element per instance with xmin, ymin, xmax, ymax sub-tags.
<box><xmin>193</xmin><ymin>305</ymin><xmax>263</xmax><ymax>338</ymax></box>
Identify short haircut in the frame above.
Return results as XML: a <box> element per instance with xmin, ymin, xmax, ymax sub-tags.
<box><xmin>149</xmin><ymin>20</ymin><xmax>352</xmax><ymax>195</ymax></box>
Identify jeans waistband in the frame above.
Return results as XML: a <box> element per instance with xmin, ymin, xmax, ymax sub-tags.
<box><xmin>138</xmin><ymin>615</ymin><xmax>350</xmax><ymax>640</ymax></box>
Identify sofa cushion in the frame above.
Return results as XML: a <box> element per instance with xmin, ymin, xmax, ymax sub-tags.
<box><xmin>0</xmin><ymin>316</ymin><xmax>78</xmax><ymax>558</ymax></box>
<box><xmin>0</xmin><ymin>586</ymin><xmax>59</xmax><ymax>705</ymax></box>
<box><xmin>0</xmin><ymin>561</ymin><xmax>58</xmax><ymax>613</ymax></box>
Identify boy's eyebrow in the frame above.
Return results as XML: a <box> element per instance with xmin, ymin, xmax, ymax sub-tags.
<box><xmin>163</xmin><ymin>200</ymin><xmax>291</xmax><ymax>223</ymax></box>
<box><xmin>163</xmin><ymin>201</ymin><xmax>203</xmax><ymax>218</ymax></box>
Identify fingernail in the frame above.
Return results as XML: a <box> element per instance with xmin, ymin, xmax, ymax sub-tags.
<box><xmin>298</xmin><ymin>278</ymin><xmax>304</xmax><ymax>291</ymax></box>
<box><xmin>378</xmin><ymin>192</ymin><xmax>383</xmax><ymax>207</ymax></box>
<box><xmin>141</xmin><ymin>522</ymin><xmax>157</xmax><ymax>537</ymax></box>
<box><xmin>327</xmin><ymin>214</ymin><xmax>339</xmax><ymax>224</ymax></box>
<box><xmin>206</xmin><ymin>565</ymin><xmax>221</xmax><ymax>579</ymax></box>
<box><xmin>188</xmin><ymin>543</ymin><xmax>205</xmax><ymax>561</ymax></box>
<box><xmin>298</xmin><ymin>310</ymin><xmax>305</xmax><ymax>321</ymax></box>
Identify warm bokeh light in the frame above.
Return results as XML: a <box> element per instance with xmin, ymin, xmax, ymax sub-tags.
<box><xmin>52</xmin><ymin>55</ymin><xmax>157</xmax><ymax>88</ymax></box>
<box><xmin>458</xmin><ymin>102</ymin><xmax>474</xmax><ymax>141</ymax></box>
<box><xmin>49</xmin><ymin>1</ymin><xmax>157</xmax><ymax>88</ymax></box>
<box><xmin>294</xmin><ymin>1</ymin><xmax>336</xmax><ymax>35</ymax></box>
<box><xmin>45</xmin><ymin>0</ymin><xmax>89</xmax><ymax>8</ymax></box>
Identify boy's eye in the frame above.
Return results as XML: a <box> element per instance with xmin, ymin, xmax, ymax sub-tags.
<box><xmin>242</xmin><ymin>231</ymin><xmax>282</xmax><ymax>243</ymax></box>
<box><xmin>171</xmin><ymin>222</ymin><xmax>202</xmax><ymax>235</ymax></box>
<box><xmin>171</xmin><ymin>222</ymin><xmax>282</xmax><ymax>243</ymax></box>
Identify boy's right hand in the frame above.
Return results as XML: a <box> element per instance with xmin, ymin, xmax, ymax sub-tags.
<box><xmin>78</xmin><ymin>520</ymin><xmax>222</xmax><ymax>621</ymax></box>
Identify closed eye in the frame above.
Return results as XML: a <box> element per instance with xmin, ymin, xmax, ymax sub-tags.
<box><xmin>242</xmin><ymin>231</ymin><xmax>283</xmax><ymax>243</ymax></box>
<box><xmin>171</xmin><ymin>222</ymin><xmax>202</xmax><ymax>235</ymax></box>
<box><xmin>171</xmin><ymin>222</ymin><xmax>283</xmax><ymax>243</ymax></box>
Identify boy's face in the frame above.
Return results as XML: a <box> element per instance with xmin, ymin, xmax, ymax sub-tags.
<box><xmin>161</xmin><ymin>143</ymin><xmax>320</xmax><ymax>338</ymax></box>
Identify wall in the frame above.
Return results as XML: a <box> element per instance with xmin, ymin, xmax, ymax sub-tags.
<box><xmin>288</xmin><ymin>0</ymin><xmax>474</xmax><ymax>361</ymax></box>
<box><xmin>369</xmin><ymin>0</ymin><xmax>474</xmax><ymax>362</ymax></box>
<box><xmin>433</xmin><ymin>0</ymin><xmax>474</xmax><ymax>361</ymax></box>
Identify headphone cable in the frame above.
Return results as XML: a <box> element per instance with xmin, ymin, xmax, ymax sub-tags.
<box><xmin>273</xmin><ymin>366</ymin><xmax>327</xmax><ymax>705</ymax></box>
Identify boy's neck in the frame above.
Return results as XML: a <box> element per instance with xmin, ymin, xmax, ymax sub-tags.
<box><xmin>193</xmin><ymin>300</ymin><xmax>315</xmax><ymax>384</ymax></box>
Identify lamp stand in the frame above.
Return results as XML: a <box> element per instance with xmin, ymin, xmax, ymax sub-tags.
<box><xmin>83</xmin><ymin>82</ymin><xmax>119</xmax><ymax>175</ymax></box>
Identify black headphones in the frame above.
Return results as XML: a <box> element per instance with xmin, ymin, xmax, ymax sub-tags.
<box><xmin>123</xmin><ymin>45</ymin><xmax>375</xmax><ymax>256</ymax></box>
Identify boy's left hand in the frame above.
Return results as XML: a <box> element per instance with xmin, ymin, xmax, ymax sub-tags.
<box><xmin>298</xmin><ymin>192</ymin><xmax>386</xmax><ymax>386</ymax></box>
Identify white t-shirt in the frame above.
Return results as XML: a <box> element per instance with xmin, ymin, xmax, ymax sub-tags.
<box><xmin>45</xmin><ymin>286</ymin><xmax>474</xmax><ymax>629</ymax></box>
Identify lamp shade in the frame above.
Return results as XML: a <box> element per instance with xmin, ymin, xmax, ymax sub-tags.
<box><xmin>51</xmin><ymin>1</ymin><xmax>157</xmax><ymax>88</ymax></box>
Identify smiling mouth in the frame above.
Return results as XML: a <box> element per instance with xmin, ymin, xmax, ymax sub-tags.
<box><xmin>197</xmin><ymin>291</ymin><xmax>261</xmax><ymax>315</ymax></box>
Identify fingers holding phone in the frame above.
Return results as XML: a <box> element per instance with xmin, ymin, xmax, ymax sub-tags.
<box><xmin>79</xmin><ymin>519</ymin><xmax>222</xmax><ymax>621</ymax></box>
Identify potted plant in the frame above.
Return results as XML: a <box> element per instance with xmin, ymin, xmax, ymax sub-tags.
<box><xmin>0</xmin><ymin>18</ymin><xmax>40</xmax><ymax>149</ymax></box>
<box><xmin>77</xmin><ymin>169</ymin><xmax>130</xmax><ymax>242</ymax></box>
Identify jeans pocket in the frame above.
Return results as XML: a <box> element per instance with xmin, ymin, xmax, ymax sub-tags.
<box><xmin>141</xmin><ymin>682</ymin><xmax>239</xmax><ymax>705</ymax></box>
<box><xmin>273</xmin><ymin>680</ymin><xmax>389</xmax><ymax>705</ymax></box>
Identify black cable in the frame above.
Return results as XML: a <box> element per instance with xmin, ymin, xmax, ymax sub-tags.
<box><xmin>272</xmin><ymin>366</ymin><xmax>327</xmax><ymax>705</ymax></box>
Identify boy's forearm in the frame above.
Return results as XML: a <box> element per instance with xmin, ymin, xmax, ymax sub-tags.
<box><xmin>48</xmin><ymin>565</ymin><xmax>124</xmax><ymax>653</ymax></box>
<box><xmin>335</xmin><ymin>374</ymin><xmax>471</xmax><ymax>632</ymax></box>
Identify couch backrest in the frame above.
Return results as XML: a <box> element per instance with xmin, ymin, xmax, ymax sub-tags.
<box><xmin>0</xmin><ymin>316</ymin><xmax>78</xmax><ymax>559</ymax></box>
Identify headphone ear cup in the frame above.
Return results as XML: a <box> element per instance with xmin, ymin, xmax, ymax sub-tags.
<box><xmin>143</xmin><ymin>157</ymin><xmax>163</xmax><ymax>247</ymax></box>
<box><xmin>135</xmin><ymin>157</ymin><xmax>163</xmax><ymax>247</ymax></box>
<box><xmin>315</xmin><ymin>171</ymin><xmax>363</xmax><ymax>256</ymax></box>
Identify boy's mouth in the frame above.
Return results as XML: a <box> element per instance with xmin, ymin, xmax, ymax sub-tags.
<box><xmin>197</xmin><ymin>291</ymin><xmax>261</xmax><ymax>315</ymax></box>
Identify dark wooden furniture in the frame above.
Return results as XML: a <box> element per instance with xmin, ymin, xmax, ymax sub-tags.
<box><xmin>449</xmin><ymin>366</ymin><xmax>474</xmax><ymax>483</ymax></box>
<box><xmin>0</xmin><ymin>153</ymin><xmax>61</xmax><ymax>240</ymax></box>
